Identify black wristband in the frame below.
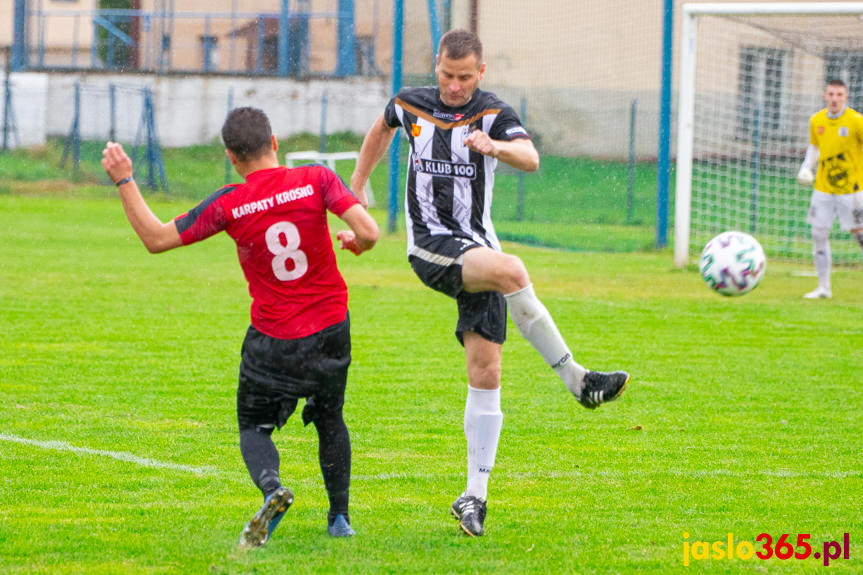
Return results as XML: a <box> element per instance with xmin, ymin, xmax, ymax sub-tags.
<box><xmin>115</xmin><ymin>176</ymin><xmax>134</xmax><ymax>187</ymax></box>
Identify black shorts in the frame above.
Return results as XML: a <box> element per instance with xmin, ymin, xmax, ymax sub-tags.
<box><xmin>237</xmin><ymin>315</ymin><xmax>351</xmax><ymax>430</ymax></box>
<box><xmin>408</xmin><ymin>236</ymin><xmax>507</xmax><ymax>346</ymax></box>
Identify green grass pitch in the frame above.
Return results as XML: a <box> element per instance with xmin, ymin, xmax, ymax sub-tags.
<box><xmin>1</xmin><ymin>192</ymin><xmax>861</xmax><ymax>574</ymax></box>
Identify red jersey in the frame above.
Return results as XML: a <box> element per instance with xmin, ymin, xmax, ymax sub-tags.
<box><xmin>175</xmin><ymin>165</ymin><xmax>359</xmax><ymax>339</ymax></box>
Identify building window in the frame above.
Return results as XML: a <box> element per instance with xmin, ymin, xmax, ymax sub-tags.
<box><xmin>201</xmin><ymin>35</ymin><xmax>219</xmax><ymax>72</ymax></box>
<box><xmin>736</xmin><ymin>46</ymin><xmax>790</xmax><ymax>141</ymax></box>
<box><xmin>262</xmin><ymin>35</ymin><xmax>279</xmax><ymax>72</ymax></box>
<box><xmin>355</xmin><ymin>35</ymin><xmax>378</xmax><ymax>76</ymax></box>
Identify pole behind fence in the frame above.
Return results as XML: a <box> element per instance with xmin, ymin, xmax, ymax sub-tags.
<box><xmin>388</xmin><ymin>0</ymin><xmax>404</xmax><ymax>234</ymax></box>
<box><xmin>109</xmin><ymin>83</ymin><xmax>117</xmax><ymax>142</ymax></box>
<box><xmin>61</xmin><ymin>83</ymin><xmax>81</xmax><ymax>170</ymax></box>
<box><xmin>516</xmin><ymin>95</ymin><xmax>527</xmax><ymax>222</ymax></box>
<box><xmin>278</xmin><ymin>0</ymin><xmax>290</xmax><ymax>77</ymax></box>
<box><xmin>2</xmin><ymin>47</ymin><xmax>12</xmax><ymax>152</ymax></box>
<box><xmin>627</xmin><ymin>98</ymin><xmax>637</xmax><ymax>224</ymax></box>
<box><xmin>225</xmin><ymin>87</ymin><xmax>233</xmax><ymax>185</ymax></box>
<box><xmin>319</xmin><ymin>89</ymin><xmax>328</xmax><ymax>153</ymax></box>
<box><xmin>145</xmin><ymin>89</ymin><xmax>156</xmax><ymax>190</ymax></box>
<box><xmin>656</xmin><ymin>0</ymin><xmax>673</xmax><ymax>248</ymax></box>
<box><xmin>149</xmin><ymin>88</ymin><xmax>169</xmax><ymax>193</ymax></box>
<box><xmin>750</xmin><ymin>102</ymin><xmax>762</xmax><ymax>234</ymax></box>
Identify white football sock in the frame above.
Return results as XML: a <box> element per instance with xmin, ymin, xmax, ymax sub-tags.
<box><xmin>464</xmin><ymin>386</ymin><xmax>502</xmax><ymax>501</ymax></box>
<box><xmin>812</xmin><ymin>227</ymin><xmax>831</xmax><ymax>292</ymax></box>
<box><xmin>505</xmin><ymin>284</ymin><xmax>588</xmax><ymax>394</ymax></box>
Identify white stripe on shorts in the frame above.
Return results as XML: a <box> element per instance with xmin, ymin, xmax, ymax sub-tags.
<box><xmin>409</xmin><ymin>245</ymin><xmax>463</xmax><ymax>267</ymax></box>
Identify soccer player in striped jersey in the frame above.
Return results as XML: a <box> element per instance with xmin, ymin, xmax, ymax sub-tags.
<box><xmin>101</xmin><ymin>107</ymin><xmax>378</xmax><ymax>545</ymax></box>
<box><xmin>351</xmin><ymin>29</ymin><xmax>628</xmax><ymax>537</ymax></box>
<box><xmin>796</xmin><ymin>79</ymin><xmax>863</xmax><ymax>299</ymax></box>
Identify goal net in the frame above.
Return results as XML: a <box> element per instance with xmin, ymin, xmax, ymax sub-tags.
<box><xmin>674</xmin><ymin>2</ymin><xmax>863</xmax><ymax>267</ymax></box>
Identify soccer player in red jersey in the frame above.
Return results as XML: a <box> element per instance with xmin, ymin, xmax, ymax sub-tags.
<box><xmin>101</xmin><ymin>107</ymin><xmax>378</xmax><ymax>545</ymax></box>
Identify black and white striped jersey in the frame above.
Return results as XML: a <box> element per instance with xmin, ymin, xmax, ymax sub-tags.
<box><xmin>383</xmin><ymin>87</ymin><xmax>531</xmax><ymax>255</ymax></box>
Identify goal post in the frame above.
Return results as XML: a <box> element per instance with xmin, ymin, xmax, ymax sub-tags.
<box><xmin>674</xmin><ymin>2</ymin><xmax>863</xmax><ymax>267</ymax></box>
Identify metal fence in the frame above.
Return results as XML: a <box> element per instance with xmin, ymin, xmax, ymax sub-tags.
<box><xmin>4</xmin><ymin>0</ymin><xmax>674</xmax><ymax>254</ymax></box>
<box><xmin>13</xmin><ymin>4</ymin><xmax>391</xmax><ymax>78</ymax></box>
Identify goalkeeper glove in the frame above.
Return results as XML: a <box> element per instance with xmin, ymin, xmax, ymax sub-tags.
<box><xmin>796</xmin><ymin>166</ymin><xmax>815</xmax><ymax>186</ymax></box>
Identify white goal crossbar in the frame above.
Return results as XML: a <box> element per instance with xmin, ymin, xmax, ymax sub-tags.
<box><xmin>674</xmin><ymin>2</ymin><xmax>863</xmax><ymax>267</ymax></box>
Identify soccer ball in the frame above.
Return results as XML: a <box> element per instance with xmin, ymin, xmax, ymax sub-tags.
<box><xmin>699</xmin><ymin>231</ymin><xmax>766</xmax><ymax>296</ymax></box>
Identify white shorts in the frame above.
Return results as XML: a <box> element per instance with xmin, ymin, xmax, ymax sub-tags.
<box><xmin>806</xmin><ymin>190</ymin><xmax>863</xmax><ymax>231</ymax></box>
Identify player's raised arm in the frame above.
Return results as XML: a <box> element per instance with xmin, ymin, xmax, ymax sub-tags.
<box><xmin>464</xmin><ymin>131</ymin><xmax>539</xmax><ymax>172</ymax></box>
<box><xmin>101</xmin><ymin>142</ymin><xmax>182</xmax><ymax>253</ymax></box>
<box><xmin>336</xmin><ymin>204</ymin><xmax>379</xmax><ymax>255</ymax></box>
<box><xmin>350</xmin><ymin>114</ymin><xmax>398</xmax><ymax>208</ymax></box>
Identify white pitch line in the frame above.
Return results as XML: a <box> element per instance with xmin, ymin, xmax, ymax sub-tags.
<box><xmin>352</xmin><ymin>468</ymin><xmax>861</xmax><ymax>481</ymax></box>
<box><xmin>0</xmin><ymin>433</ymin><xmax>219</xmax><ymax>476</ymax></box>
<box><xmin>5</xmin><ymin>433</ymin><xmax>855</xmax><ymax>482</ymax></box>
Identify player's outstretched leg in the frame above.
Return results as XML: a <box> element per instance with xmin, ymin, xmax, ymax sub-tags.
<box><xmin>505</xmin><ymin>284</ymin><xmax>628</xmax><ymax>408</ymax></box>
<box><xmin>578</xmin><ymin>371</ymin><xmax>629</xmax><ymax>409</ymax></box>
<box><xmin>239</xmin><ymin>486</ymin><xmax>294</xmax><ymax>548</ymax></box>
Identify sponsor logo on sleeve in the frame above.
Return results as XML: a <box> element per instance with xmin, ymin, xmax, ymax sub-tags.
<box><xmin>432</xmin><ymin>110</ymin><xmax>465</xmax><ymax>122</ymax></box>
<box><xmin>506</xmin><ymin>126</ymin><xmax>528</xmax><ymax>137</ymax></box>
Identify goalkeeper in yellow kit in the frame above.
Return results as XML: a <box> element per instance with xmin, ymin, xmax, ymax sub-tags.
<box><xmin>796</xmin><ymin>79</ymin><xmax>863</xmax><ymax>299</ymax></box>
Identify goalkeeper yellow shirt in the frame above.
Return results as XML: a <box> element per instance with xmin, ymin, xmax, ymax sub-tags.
<box><xmin>809</xmin><ymin>107</ymin><xmax>863</xmax><ymax>194</ymax></box>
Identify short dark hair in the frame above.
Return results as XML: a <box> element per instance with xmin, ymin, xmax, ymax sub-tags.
<box><xmin>827</xmin><ymin>79</ymin><xmax>847</xmax><ymax>90</ymax></box>
<box><xmin>221</xmin><ymin>107</ymin><xmax>272</xmax><ymax>162</ymax></box>
<box><xmin>438</xmin><ymin>29</ymin><xmax>483</xmax><ymax>64</ymax></box>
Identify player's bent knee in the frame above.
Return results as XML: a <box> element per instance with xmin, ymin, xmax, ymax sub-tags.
<box><xmin>498</xmin><ymin>254</ymin><xmax>530</xmax><ymax>293</ymax></box>
<box><xmin>509</xmin><ymin>255</ymin><xmax>530</xmax><ymax>284</ymax></box>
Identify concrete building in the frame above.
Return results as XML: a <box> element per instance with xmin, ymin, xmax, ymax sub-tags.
<box><xmin>2</xmin><ymin>1</ymin><xmax>862</xmax><ymax>154</ymax></box>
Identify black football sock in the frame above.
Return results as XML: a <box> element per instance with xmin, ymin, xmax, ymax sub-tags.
<box><xmin>239</xmin><ymin>425</ymin><xmax>282</xmax><ymax>497</ymax></box>
<box><xmin>314</xmin><ymin>410</ymin><xmax>351</xmax><ymax>525</ymax></box>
